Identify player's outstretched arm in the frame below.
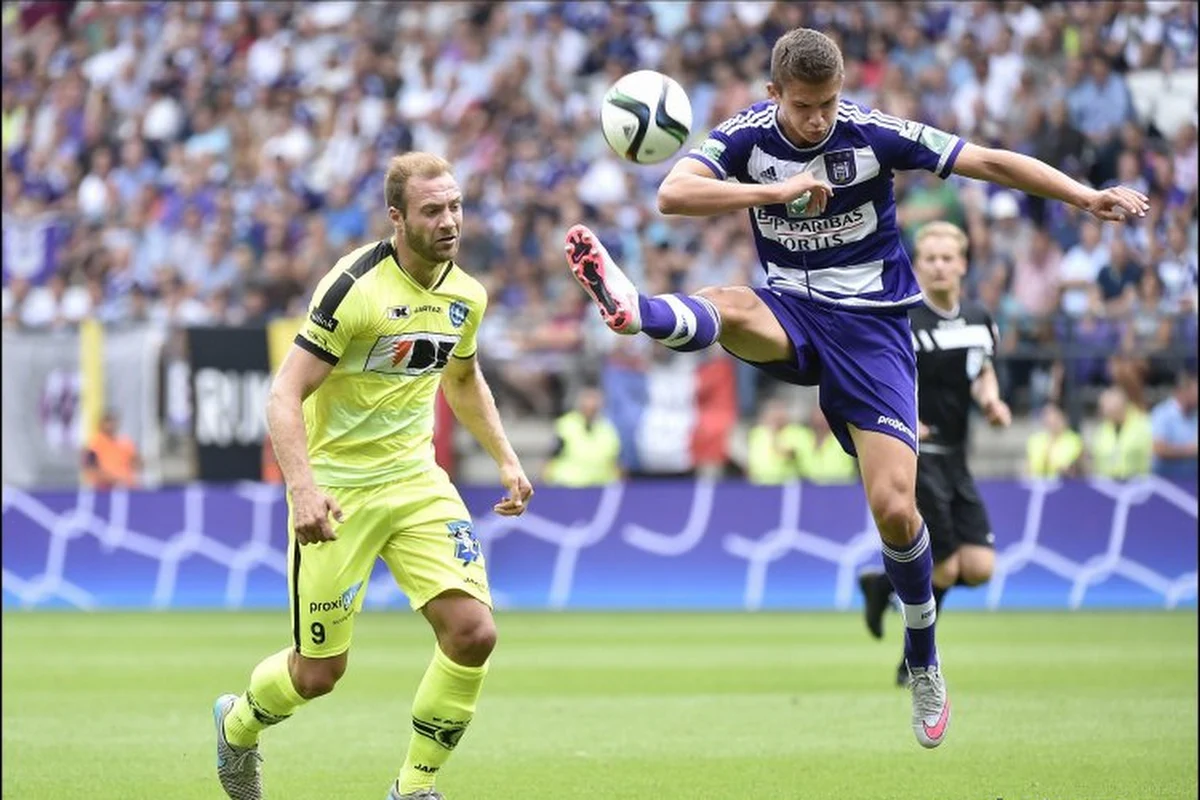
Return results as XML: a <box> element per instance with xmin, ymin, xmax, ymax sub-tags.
<box><xmin>267</xmin><ymin>346</ymin><xmax>343</xmax><ymax>543</ymax></box>
<box><xmin>441</xmin><ymin>354</ymin><xmax>533</xmax><ymax>517</ymax></box>
<box><xmin>658</xmin><ymin>158</ymin><xmax>832</xmax><ymax>217</ymax></box>
<box><xmin>951</xmin><ymin>144</ymin><xmax>1149</xmax><ymax>221</ymax></box>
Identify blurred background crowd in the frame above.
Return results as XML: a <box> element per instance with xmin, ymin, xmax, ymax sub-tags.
<box><xmin>2</xmin><ymin>0</ymin><xmax>1197</xmax><ymax>484</ymax></box>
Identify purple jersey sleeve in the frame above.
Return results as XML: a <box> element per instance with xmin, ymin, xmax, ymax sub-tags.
<box><xmin>683</xmin><ymin>105</ymin><xmax>770</xmax><ymax>180</ymax></box>
<box><xmin>850</xmin><ymin>108</ymin><xmax>965</xmax><ymax>178</ymax></box>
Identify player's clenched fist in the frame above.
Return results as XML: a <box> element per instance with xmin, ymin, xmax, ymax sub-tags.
<box><xmin>289</xmin><ymin>485</ymin><xmax>344</xmax><ymax>544</ymax></box>
<box><xmin>494</xmin><ymin>461</ymin><xmax>534</xmax><ymax>517</ymax></box>
<box><xmin>773</xmin><ymin>172</ymin><xmax>834</xmax><ymax>216</ymax></box>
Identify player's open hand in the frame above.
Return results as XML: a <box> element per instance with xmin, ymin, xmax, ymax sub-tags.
<box><xmin>494</xmin><ymin>462</ymin><xmax>533</xmax><ymax>517</ymax></box>
<box><xmin>290</xmin><ymin>486</ymin><xmax>343</xmax><ymax>545</ymax></box>
<box><xmin>982</xmin><ymin>398</ymin><xmax>1012</xmax><ymax>428</ymax></box>
<box><xmin>774</xmin><ymin>172</ymin><xmax>834</xmax><ymax>216</ymax></box>
<box><xmin>1084</xmin><ymin>185</ymin><xmax>1149</xmax><ymax>222</ymax></box>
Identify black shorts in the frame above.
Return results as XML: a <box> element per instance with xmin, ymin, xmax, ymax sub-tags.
<box><xmin>916</xmin><ymin>448</ymin><xmax>994</xmax><ymax>564</ymax></box>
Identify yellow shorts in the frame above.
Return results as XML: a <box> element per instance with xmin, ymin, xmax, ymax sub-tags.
<box><xmin>287</xmin><ymin>468</ymin><xmax>491</xmax><ymax>658</ymax></box>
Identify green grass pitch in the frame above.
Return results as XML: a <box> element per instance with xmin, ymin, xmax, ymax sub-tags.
<box><xmin>3</xmin><ymin>610</ymin><xmax>1196</xmax><ymax>799</ymax></box>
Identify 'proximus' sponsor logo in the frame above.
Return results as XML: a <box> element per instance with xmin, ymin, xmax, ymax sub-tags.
<box><xmin>876</xmin><ymin>415</ymin><xmax>916</xmax><ymax>441</ymax></box>
<box><xmin>309</xmin><ymin>581</ymin><xmax>363</xmax><ymax>614</ymax></box>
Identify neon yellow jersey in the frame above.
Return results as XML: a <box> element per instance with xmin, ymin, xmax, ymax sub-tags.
<box><xmin>294</xmin><ymin>239</ymin><xmax>487</xmax><ymax>487</ymax></box>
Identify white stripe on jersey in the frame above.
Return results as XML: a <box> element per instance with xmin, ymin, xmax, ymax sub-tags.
<box><xmin>930</xmin><ymin>325</ymin><xmax>994</xmax><ymax>353</ymax></box>
<box><xmin>768</xmin><ymin>278</ymin><xmax>926</xmax><ymax>309</ymax></box>
<box><xmin>716</xmin><ymin>108</ymin><xmax>775</xmax><ymax>137</ymax></box>
<box><xmin>837</xmin><ymin>106</ymin><xmax>911</xmax><ymax>135</ymax></box>
<box><xmin>936</xmin><ymin>139</ymin><xmax>959</xmax><ymax>176</ymax></box>
<box><xmin>767</xmin><ymin>259</ymin><xmax>884</xmax><ymax>296</ymax></box>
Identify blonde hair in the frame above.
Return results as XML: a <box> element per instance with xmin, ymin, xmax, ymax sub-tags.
<box><xmin>913</xmin><ymin>221</ymin><xmax>969</xmax><ymax>259</ymax></box>
<box><xmin>384</xmin><ymin>152</ymin><xmax>453</xmax><ymax>214</ymax></box>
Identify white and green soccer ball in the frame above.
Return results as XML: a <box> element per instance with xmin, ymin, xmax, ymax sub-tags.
<box><xmin>600</xmin><ymin>69</ymin><xmax>693</xmax><ymax>165</ymax></box>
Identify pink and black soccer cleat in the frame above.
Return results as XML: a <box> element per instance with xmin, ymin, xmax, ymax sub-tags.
<box><xmin>564</xmin><ymin>224</ymin><xmax>642</xmax><ymax>334</ymax></box>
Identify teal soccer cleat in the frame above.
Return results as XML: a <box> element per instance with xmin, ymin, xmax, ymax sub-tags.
<box><xmin>214</xmin><ymin>694</ymin><xmax>264</xmax><ymax>800</ymax></box>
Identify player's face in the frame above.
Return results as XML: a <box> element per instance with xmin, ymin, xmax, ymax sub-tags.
<box><xmin>768</xmin><ymin>76</ymin><xmax>842</xmax><ymax>146</ymax></box>
<box><xmin>395</xmin><ymin>174</ymin><xmax>463</xmax><ymax>263</ymax></box>
<box><xmin>915</xmin><ymin>235</ymin><xmax>967</xmax><ymax>295</ymax></box>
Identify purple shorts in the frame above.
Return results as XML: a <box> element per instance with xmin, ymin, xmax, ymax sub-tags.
<box><xmin>733</xmin><ymin>288</ymin><xmax>918</xmax><ymax>457</ymax></box>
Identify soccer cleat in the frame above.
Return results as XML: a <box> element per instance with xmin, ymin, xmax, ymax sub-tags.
<box><xmin>214</xmin><ymin>693</ymin><xmax>264</xmax><ymax>800</ymax></box>
<box><xmin>857</xmin><ymin>569</ymin><xmax>893</xmax><ymax>640</ymax></box>
<box><xmin>564</xmin><ymin>224</ymin><xmax>642</xmax><ymax>334</ymax></box>
<box><xmin>908</xmin><ymin>664</ymin><xmax>951</xmax><ymax>748</ymax></box>
<box><xmin>387</xmin><ymin>785</ymin><xmax>446</xmax><ymax>800</ymax></box>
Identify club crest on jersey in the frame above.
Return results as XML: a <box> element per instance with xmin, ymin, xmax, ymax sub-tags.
<box><xmin>824</xmin><ymin>149</ymin><xmax>857</xmax><ymax>186</ymax></box>
<box><xmin>448</xmin><ymin>300</ymin><xmax>469</xmax><ymax>328</ymax></box>
<box><xmin>447</xmin><ymin>520</ymin><xmax>481</xmax><ymax>565</ymax></box>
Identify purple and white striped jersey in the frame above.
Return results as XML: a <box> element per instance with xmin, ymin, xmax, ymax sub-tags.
<box><xmin>685</xmin><ymin>99</ymin><xmax>966</xmax><ymax>312</ymax></box>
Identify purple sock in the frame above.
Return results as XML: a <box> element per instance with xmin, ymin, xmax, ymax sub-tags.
<box><xmin>881</xmin><ymin>524</ymin><xmax>938</xmax><ymax>669</ymax></box>
<box><xmin>637</xmin><ymin>294</ymin><xmax>721</xmax><ymax>352</ymax></box>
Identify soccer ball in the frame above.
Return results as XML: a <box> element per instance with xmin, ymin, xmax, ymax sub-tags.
<box><xmin>600</xmin><ymin>70</ymin><xmax>693</xmax><ymax>165</ymax></box>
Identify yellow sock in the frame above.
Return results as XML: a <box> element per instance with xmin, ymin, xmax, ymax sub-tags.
<box><xmin>397</xmin><ymin>645</ymin><xmax>489</xmax><ymax>793</ymax></box>
<box><xmin>223</xmin><ymin>647</ymin><xmax>308</xmax><ymax>748</ymax></box>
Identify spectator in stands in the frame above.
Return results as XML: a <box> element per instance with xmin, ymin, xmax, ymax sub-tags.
<box><xmin>1150</xmin><ymin>370</ymin><xmax>1199</xmax><ymax>479</ymax></box>
<box><xmin>1058</xmin><ymin>218</ymin><xmax>1110</xmax><ymax>318</ymax></box>
<box><xmin>1089</xmin><ymin>386</ymin><xmax>1153</xmax><ymax>479</ymax></box>
<box><xmin>1158</xmin><ymin>220</ymin><xmax>1198</xmax><ymax>311</ymax></box>
<box><xmin>1095</xmin><ymin>235</ymin><xmax>1144</xmax><ymax>316</ymax></box>
<box><xmin>1068</xmin><ymin>55</ymin><xmax>1132</xmax><ymax>185</ymax></box>
<box><xmin>744</xmin><ymin>396</ymin><xmax>804</xmax><ymax>485</ymax></box>
<box><xmin>1050</xmin><ymin>298</ymin><xmax>1120</xmax><ymax>410</ymax></box>
<box><xmin>544</xmin><ymin>386</ymin><xmax>621</xmax><ymax>487</ymax></box>
<box><xmin>1025</xmin><ymin>403</ymin><xmax>1085</xmax><ymax>478</ymax></box>
<box><xmin>796</xmin><ymin>406</ymin><xmax>859</xmax><ymax>486</ymax></box>
<box><xmin>1109</xmin><ymin>268</ymin><xmax>1177</xmax><ymax>409</ymax></box>
<box><xmin>1007</xmin><ymin>224</ymin><xmax>1063</xmax><ymax>404</ymax></box>
<box><xmin>1010</xmin><ymin>224</ymin><xmax>1063</xmax><ymax>320</ymax></box>
<box><xmin>81</xmin><ymin>409</ymin><xmax>140</xmax><ymax>489</ymax></box>
<box><xmin>0</xmin><ymin>0</ymin><xmax>1195</xmax><ymax>485</ymax></box>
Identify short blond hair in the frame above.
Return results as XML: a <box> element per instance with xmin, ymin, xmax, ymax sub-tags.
<box><xmin>913</xmin><ymin>221</ymin><xmax>969</xmax><ymax>259</ymax></box>
<box><xmin>384</xmin><ymin>152</ymin><xmax>453</xmax><ymax>214</ymax></box>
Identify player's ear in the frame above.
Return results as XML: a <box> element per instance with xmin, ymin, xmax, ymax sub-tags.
<box><xmin>766</xmin><ymin>82</ymin><xmax>781</xmax><ymax>103</ymax></box>
<box><xmin>388</xmin><ymin>206</ymin><xmax>403</xmax><ymax>226</ymax></box>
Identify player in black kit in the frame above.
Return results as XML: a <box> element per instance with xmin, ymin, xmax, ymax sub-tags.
<box><xmin>857</xmin><ymin>221</ymin><xmax>1013</xmax><ymax>686</ymax></box>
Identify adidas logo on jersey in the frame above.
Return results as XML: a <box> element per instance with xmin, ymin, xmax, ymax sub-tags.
<box><xmin>760</xmin><ymin>166</ymin><xmax>778</xmax><ymax>183</ymax></box>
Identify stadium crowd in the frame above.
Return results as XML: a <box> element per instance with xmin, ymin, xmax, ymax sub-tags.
<box><xmin>2</xmin><ymin>0</ymin><xmax>1197</xmax><ymax>431</ymax></box>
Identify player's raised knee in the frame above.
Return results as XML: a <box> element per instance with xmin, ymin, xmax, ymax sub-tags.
<box><xmin>291</xmin><ymin>655</ymin><xmax>347</xmax><ymax>699</ymax></box>
<box><xmin>933</xmin><ymin>555</ymin><xmax>961</xmax><ymax>588</ymax></box>
<box><xmin>869</xmin><ymin>493</ymin><xmax>920</xmax><ymax>545</ymax></box>
<box><xmin>695</xmin><ymin>286</ymin><xmax>753</xmax><ymax>329</ymax></box>
<box><xmin>442</xmin><ymin>614</ymin><xmax>497</xmax><ymax>667</ymax></box>
<box><xmin>959</xmin><ymin>550</ymin><xmax>996</xmax><ymax>586</ymax></box>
